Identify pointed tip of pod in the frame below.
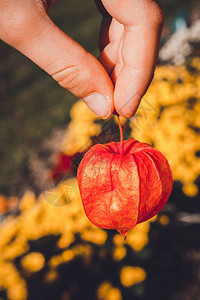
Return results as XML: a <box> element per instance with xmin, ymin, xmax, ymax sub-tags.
<box><xmin>117</xmin><ymin>228</ymin><xmax>130</xmax><ymax>239</ymax></box>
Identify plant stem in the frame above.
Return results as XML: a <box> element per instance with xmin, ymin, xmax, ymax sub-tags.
<box><xmin>117</xmin><ymin>115</ymin><xmax>124</xmax><ymax>158</ymax></box>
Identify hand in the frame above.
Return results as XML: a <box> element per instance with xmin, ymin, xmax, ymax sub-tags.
<box><xmin>95</xmin><ymin>0</ymin><xmax>164</xmax><ymax>118</ymax></box>
<box><xmin>0</xmin><ymin>0</ymin><xmax>114</xmax><ymax>119</ymax></box>
<box><xmin>0</xmin><ymin>0</ymin><xmax>163</xmax><ymax>119</ymax></box>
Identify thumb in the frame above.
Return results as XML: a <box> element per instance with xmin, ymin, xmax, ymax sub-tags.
<box><xmin>1</xmin><ymin>3</ymin><xmax>114</xmax><ymax>119</ymax></box>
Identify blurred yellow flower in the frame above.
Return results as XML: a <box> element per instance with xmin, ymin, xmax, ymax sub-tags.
<box><xmin>126</xmin><ymin>222</ymin><xmax>150</xmax><ymax>252</ymax></box>
<box><xmin>159</xmin><ymin>215</ymin><xmax>170</xmax><ymax>226</ymax></box>
<box><xmin>19</xmin><ymin>191</ymin><xmax>36</xmax><ymax>212</ymax></box>
<box><xmin>61</xmin><ymin>100</ymin><xmax>99</xmax><ymax>156</ymax></box>
<box><xmin>61</xmin><ymin>249</ymin><xmax>74</xmax><ymax>262</ymax></box>
<box><xmin>182</xmin><ymin>183</ymin><xmax>199</xmax><ymax>197</ymax></box>
<box><xmin>120</xmin><ymin>266</ymin><xmax>146</xmax><ymax>287</ymax></box>
<box><xmin>49</xmin><ymin>255</ymin><xmax>63</xmax><ymax>268</ymax></box>
<box><xmin>21</xmin><ymin>252</ymin><xmax>45</xmax><ymax>273</ymax></box>
<box><xmin>44</xmin><ymin>269</ymin><xmax>59</xmax><ymax>284</ymax></box>
<box><xmin>81</xmin><ymin>228</ymin><xmax>107</xmax><ymax>245</ymax></box>
<box><xmin>57</xmin><ymin>232</ymin><xmax>74</xmax><ymax>249</ymax></box>
<box><xmin>112</xmin><ymin>245</ymin><xmax>127</xmax><ymax>261</ymax></box>
<box><xmin>0</xmin><ymin>262</ymin><xmax>27</xmax><ymax>300</ymax></box>
<box><xmin>97</xmin><ymin>282</ymin><xmax>122</xmax><ymax>300</ymax></box>
<box><xmin>112</xmin><ymin>234</ymin><xmax>124</xmax><ymax>246</ymax></box>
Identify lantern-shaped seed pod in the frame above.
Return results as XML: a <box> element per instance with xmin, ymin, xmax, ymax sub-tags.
<box><xmin>77</xmin><ymin>138</ymin><xmax>173</xmax><ymax>238</ymax></box>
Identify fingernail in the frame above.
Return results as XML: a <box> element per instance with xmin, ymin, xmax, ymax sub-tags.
<box><xmin>82</xmin><ymin>93</ymin><xmax>111</xmax><ymax>119</ymax></box>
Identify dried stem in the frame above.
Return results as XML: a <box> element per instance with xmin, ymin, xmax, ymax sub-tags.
<box><xmin>117</xmin><ymin>115</ymin><xmax>124</xmax><ymax>158</ymax></box>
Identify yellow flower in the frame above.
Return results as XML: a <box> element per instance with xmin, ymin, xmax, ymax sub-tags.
<box><xmin>0</xmin><ymin>262</ymin><xmax>27</xmax><ymax>300</ymax></box>
<box><xmin>120</xmin><ymin>266</ymin><xmax>146</xmax><ymax>287</ymax></box>
<box><xmin>57</xmin><ymin>232</ymin><xmax>74</xmax><ymax>249</ymax></box>
<box><xmin>61</xmin><ymin>250</ymin><xmax>74</xmax><ymax>262</ymax></box>
<box><xmin>49</xmin><ymin>255</ymin><xmax>63</xmax><ymax>268</ymax></box>
<box><xmin>21</xmin><ymin>252</ymin><xmax>45</xmax><ymax>273</ymax></box>
<box><xmin>44</xmin><ymin>269</ymin><xmax>59</xmax><ymax>284</ymax></box>
<box><xmin>126</xmin><ymin>222</ymin><xmax>149</xmax><ymax>252</ymax></box>
<box><xmin>182</xmin><ymin>183</ymin><xmax>199</xmax><ymax>197</ymax></box>
<box><xmin>159</xmin><ymin>215</ymin><xmax>170</xmax><ymax>226</ymax></box>
<box><xmin>81</xmin><ymin>228</ymin><xmax>107</xmax><ymax>245</ymax></box>
<box><xmin>112</xmin><ymin>234</ymin><xmax>124</xmax><ymax>246</ymax></box>
<box><xmin>97</xmin><ymin>282</ymin><xmax>122</xmax><ymax>300</ymax></box>
<box><xmin>112</xmin><ymin>245</ymin><xmax>127</xmax><ymax>261</ymax></box>
<box><xmin>19</xmin><ymin>191</ymin><xmax>36</xmax><ymax>212</ymax></box>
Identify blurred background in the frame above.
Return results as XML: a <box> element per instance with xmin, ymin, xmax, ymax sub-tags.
<box><xmin>0</xmin><ymin>0</ymin><xmax>200</xmax><ymax>299</ymax></box>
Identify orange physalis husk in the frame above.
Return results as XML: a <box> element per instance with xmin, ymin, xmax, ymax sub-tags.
<box><xmin>77</xmin><ymin>118</ymin><xmax>173</xmax><ymax>238</ymax></box>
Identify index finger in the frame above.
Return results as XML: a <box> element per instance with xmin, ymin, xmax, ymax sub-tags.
<box><xmin>102</xmin><ymin>0</ymin><xmax>164</xmax><ymax>118</ymax></box>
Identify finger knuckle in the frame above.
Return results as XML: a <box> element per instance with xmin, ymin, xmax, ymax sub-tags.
<box><xmin>52</xmin><ymin>65</ymin><xmax>81</xmax><ymax>91</ymax></box>
<box><xmin>51</xmin><ymin>52</ymin><xmax>93</xmax><ymax>97</ymax></box>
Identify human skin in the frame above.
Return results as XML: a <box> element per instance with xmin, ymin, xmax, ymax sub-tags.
<box><xmin>0</xmin><ymin>0</ymin><xmax>164</xmax><ymax>119</ymax></box>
